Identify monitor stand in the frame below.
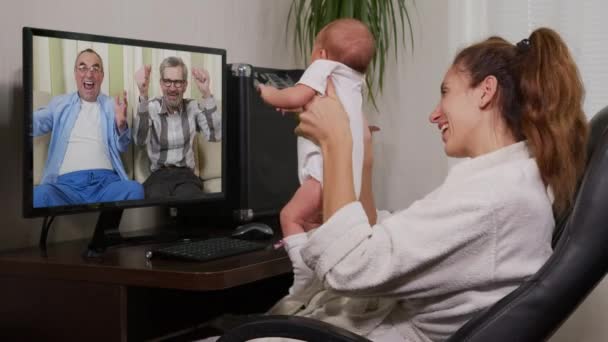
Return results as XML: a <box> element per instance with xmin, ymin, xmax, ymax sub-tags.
<box><xmin>37</xmin><ymin>209</ymin><xmax>232</xmax><ymax>259</ymax></box>
<box><xmin>82</xmin><ymin>209</ymin><xmax>177</xmax><ymax>259</ymax></box>
<box><xmin>38</xmin><ymin>211</ymin><xmax>142</xmax><ymax>258</ymax></box>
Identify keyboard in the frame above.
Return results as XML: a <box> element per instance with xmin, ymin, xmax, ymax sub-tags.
<box><xmin>145</xmin><ymin>237</ymin><xmax>268</xmax><ymax>262</ymax></box>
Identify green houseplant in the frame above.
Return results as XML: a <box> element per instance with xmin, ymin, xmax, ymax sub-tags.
<box><xmin>287</xmin><ymin>0</ymin><xmax>416</xmax><ymax>107</ymax></box>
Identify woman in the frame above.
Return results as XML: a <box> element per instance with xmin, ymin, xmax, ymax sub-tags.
<box><xmin>272</xmin><ymin>27</ymin><xmax>588</xmax><ymax>342</ymax></box>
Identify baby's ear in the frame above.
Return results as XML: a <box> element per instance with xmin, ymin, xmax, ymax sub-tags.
<box><xmin>320</xmin><ymin>48</ymin><xmax>328</xmax><ymax>59</ymax></box>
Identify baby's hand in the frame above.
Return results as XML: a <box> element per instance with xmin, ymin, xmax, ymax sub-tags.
<box><xmin>256</xmin><ymin>82</ymin><xmax>265</xmax><ymax>94</ymax></box>
<box><xmin>257</xmin><ymin>83</ymin><xmax>276</xmax><ymax>103</ymax></box>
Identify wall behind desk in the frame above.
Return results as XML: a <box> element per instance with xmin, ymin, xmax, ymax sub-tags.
<box><xmin>0</xmin><ymin>0</ymin><xmax>450</xmax><ymax>250</ymax></box>
<box><xmin>0</xmin><ymin>0</ymin><xmax>300</xmax><ymax>250</ymax></box>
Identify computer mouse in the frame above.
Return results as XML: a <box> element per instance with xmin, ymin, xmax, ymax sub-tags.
<box><xmin>231</xmin><ymin>222</ymin><xmax>274</xmax><ymax>240</ymax></box>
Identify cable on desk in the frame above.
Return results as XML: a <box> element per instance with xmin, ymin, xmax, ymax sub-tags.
<box><xmin>39</xmin><ymin>215</ymin><xmax>56</xmax><ymax>257</ymax></box>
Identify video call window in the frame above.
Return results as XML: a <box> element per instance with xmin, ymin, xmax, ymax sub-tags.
<box><xmin>27</xmin><ymin>32</ymin><xmax>225</xmax><ymax>213</ymax></box>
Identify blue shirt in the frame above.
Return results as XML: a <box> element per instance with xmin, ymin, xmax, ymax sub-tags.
<box><xmin>33</xmin><ymin>92</ymin><xmax>131</xmax><ymax>184</ymax></box>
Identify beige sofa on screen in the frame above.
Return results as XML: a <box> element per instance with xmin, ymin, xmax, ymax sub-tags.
<box><xmin>133</xmin><ymin>133</ymin><xmax>222</xmax><ymax>193</ymax></box>
<box><xmin>32</xmin><ymin>90</ymin><xmax>221</xmax><ymax>193</ymax></box>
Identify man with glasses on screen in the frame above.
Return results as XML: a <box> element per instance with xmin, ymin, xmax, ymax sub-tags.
<box><xmin>133</xmin><ymin>56</ymin><xmax>221</xmax><ymax>199</ymax></box>
<box><xmin>32</xmin><ymin>48</ymin><xmax>144</xmax><ymax>208</ymax></box>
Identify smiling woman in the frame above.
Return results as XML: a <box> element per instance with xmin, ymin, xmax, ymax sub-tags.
<box><xmin>429</xmin><ymin>63</ymin><xmax>517</xmax><ymax>158</ymax></box>
<box><xmin>244</xmin><ymin>27</ymin><xmax>589</xmax><ymax>342</ymax></box>
<box><xmin>447</xmin><ymin>29</ymin><xmax>587</xmax><ymax>217</ymax></box>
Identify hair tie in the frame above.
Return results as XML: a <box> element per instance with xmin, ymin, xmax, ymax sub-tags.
<box><xmin>516</xmin><ymin>38</ymin><xmax>531</xmax><ymax>52</ymax></box>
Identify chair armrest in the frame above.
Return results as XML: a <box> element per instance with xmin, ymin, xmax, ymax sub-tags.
<box><xmin>217</xmin><ymin>315</ymin><xmax>372</xmax><ymax>342</ymax></box>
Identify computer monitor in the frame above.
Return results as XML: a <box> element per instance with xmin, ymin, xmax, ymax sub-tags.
<box><xmin>22</xmin><ymin>27</ymin><xmax>228</xmax><ymax>255</ymax></box>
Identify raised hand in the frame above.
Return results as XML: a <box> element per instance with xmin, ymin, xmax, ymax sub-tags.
<box><xmin>192</xmin><ymin>67</ymin><xmax>211</xmax><ymax>98</ymax></box>
<box><xmin>114</xmin><ymin>90</ymin><xmax>128</xmax><ymax>132</ymax></box>
<box><xmin>134</xmin><ymin>65</ymin><xmax>151</xmax><ymax>98</ymax></box>
<box><xmin>296</xmin><ymin>79</ymin><xmax>350</xmax><ymax>147</ymax></box>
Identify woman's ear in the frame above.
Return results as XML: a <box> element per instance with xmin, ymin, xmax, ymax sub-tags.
<box><xmin>479</xmin><ymin>75</ymin><xmax>498</xmax><ymax>109</ymax></box>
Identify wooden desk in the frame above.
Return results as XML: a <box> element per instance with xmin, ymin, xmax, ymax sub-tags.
<box><xmin>0</xmin><ymin>237</ymin><xmax>292</xmax><ymax>341</ymax></box>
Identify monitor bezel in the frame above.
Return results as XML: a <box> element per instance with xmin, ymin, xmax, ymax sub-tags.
<box><xmin>22</xmin><ymin>27</ymin><xmax>228</xmax><ymax>218</ymax></box>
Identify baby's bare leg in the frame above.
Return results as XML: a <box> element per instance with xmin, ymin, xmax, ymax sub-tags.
<box><xmin>280</xmin><ymin>178</ymin><xmax>322</xmax><ymax>237</ymax></box>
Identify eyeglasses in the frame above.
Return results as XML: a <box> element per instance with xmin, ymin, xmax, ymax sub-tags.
<box><xmin>76</xmin><ymin>65</ymin><xmax>102</xmax><ymax>75</ymax></box>
<box><xmin>161</xmin><ymin>78</ymin><xmax>186</xmax><ymax>88</ymax></box>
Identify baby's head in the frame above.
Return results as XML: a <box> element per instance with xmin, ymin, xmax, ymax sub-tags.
<box><xmin>312</xmin><ymin>18</ymin><xmax>375</xmax><ymax>74</ymax></box>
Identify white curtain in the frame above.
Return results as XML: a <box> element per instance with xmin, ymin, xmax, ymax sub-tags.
<box><xmin>448</xmin><ymin>0</ymin><xmax>608</xmax><ymax>118</ymax></box>
<box><xmin>32</xmin><ymin>37</ymin><xmax>223</xmax><ymax>113</ymax></box>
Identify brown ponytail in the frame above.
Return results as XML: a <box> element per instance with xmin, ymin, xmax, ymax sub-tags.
<box><xmin>519</xmin><ymin>28</ymin><xmax>588</xmax><ymax>217</ymax></box>
<box><xmin>453</xmin><ymin>28</ymin><xmax>588</xmax><ymax>218</ymax></box>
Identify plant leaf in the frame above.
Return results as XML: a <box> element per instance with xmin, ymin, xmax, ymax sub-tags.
<box><xmin>286</xmin><ymin>0</ymin><xmax>416</xmax><ymax>110</ymax></box>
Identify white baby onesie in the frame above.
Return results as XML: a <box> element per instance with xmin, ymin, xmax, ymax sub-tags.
<box><xmin>296</xmin><ymin>59</ymin><xmax>365</xmax><ymax>197</ymax></box>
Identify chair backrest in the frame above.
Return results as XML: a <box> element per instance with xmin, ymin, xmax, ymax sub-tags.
<box><xmin>447</xmin><ymin>106</ymin><xmax>608</xmax><ymax>342</ymax></box>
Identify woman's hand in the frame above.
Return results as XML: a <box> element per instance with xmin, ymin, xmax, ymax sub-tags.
<box><xmin>295</xmin><ymin>79</ymin><xmax>352</xmax><ymax>149</ymax></box>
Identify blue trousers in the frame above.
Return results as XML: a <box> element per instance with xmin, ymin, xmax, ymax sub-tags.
<box><xmin>34</xmin><ymin>169</ymin><xmax>144</xmax><ymax>208</ymax></box>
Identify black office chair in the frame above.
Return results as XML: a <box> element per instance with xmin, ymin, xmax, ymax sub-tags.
<box><xmin>218</xmin><ymin>106</ymin><xmax>608</xmax><ymax>342</ymax></box>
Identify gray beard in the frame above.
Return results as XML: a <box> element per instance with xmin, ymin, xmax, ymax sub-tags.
<box><xmin>165</xmin><ymin>97</ymin><xmax>182</xmax><ymax>112</ymax></box>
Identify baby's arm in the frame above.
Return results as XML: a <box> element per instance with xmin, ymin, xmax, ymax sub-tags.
<box><xmin>259</xmin><ymin>84</ymin><xmax>316</xmax><ymax>110</ymax></box>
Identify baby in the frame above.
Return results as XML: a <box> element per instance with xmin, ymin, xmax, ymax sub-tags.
<box><xmin>259</xmin><ymin>18</ymin><xmax>375</xmax><ymax>298</ymax></box>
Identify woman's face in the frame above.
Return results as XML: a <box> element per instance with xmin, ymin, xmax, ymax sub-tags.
<box><xmin>429</xmin><ymin>65</ymin><xmax>485</xmax><ymax>158</ymax></box>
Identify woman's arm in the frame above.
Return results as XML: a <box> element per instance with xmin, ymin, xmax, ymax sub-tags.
<box><xmin>321</xmin><ymin>138</ymin><xmax>356</xmax><ymax>221</ymax></box>
<box><xmin>301</xmin><ymin>193</ymin><xmax>497</xmax><ymax>297</ymax></box>
<box><xmin>360</xmin><ymin>123</ymin><xmax>379</xmax><ymax>225</ymax></box>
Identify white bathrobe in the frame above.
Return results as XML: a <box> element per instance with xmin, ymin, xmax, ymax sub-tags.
<box><xmin>272</xmin><ymin>141</ymin><xmax>554</xmax><ymax>342</ymax></box>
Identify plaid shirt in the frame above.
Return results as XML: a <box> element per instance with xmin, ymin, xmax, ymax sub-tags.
<box><xmin>133</xmin><ymin>95</ymin><xmax>221</xmax><ymax>172</ymax></box>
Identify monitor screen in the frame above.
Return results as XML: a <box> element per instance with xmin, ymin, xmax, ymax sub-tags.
<box><xmin>23</xmin><ymin>27</ymin><xmax>227</xmax><ymax>218</ymax></box>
